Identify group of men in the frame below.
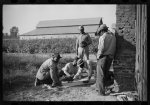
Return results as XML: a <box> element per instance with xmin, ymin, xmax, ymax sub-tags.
<box><xmin>35</xmin><ymin>24</ymin><xmax>116</xmax><ymax>96</ymax></box>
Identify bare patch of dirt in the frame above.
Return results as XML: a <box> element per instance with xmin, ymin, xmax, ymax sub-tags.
<box><xmin>3</xmin><ymin>77</ymin><xmax>118</xmax><ymax>101</ymax></box>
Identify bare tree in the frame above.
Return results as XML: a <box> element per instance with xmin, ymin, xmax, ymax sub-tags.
<box><xmin>10</xmin><ymin>26</ymin><xmax>19</xmax><ymax>38</ymax></box>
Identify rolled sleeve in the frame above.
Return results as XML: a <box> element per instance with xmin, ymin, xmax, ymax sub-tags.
<box><xmin>74</xmin><ymin>68</ymin><xmax>82</xmax><ymax>79</ymax></box>
<box><xmin>62</xmin><ymin>63</ymin><xmax>69</xmax><ymax>72</ymax></box>
<box><xmin>97</xmin><ymin>36</ymin><xmax>105</xmax><ymax>59</ymax></box>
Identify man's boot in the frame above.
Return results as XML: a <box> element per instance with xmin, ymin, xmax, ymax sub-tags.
<box><xmin>90</xmin><ymin>83</ymin><xmax>96</xmax><ymax>88</ymax></box>
<box><xmin>82</xmin><ymin>76</ymin><xmax>91</xmax><ymax>83</ymax></box>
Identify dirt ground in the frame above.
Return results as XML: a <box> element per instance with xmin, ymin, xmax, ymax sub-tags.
<box><xmin>3</xmin><ymin>76</ymin><xmax>118</xmax><ymax>101</ymax></box>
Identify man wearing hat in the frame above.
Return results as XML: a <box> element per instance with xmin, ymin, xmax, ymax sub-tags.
<box><xmin>35</xmin><ymin>53</ymin><xmax>62</xmax><ymax>87</ymax></box>
<box><xmin>93</xmin><ymin>24</ymin><xmax>116</xmax><ymax>95</ymax></box>
<box><xmin>73</xmin><ymin>58</ymin><xmax>93</xmax><ymax>83</ymax></box>
<box><xmin>76</xmin><ymin>25</ymin><xmax>92</xmax><ymax>61</ymax></box>
<box><xmin>58</xmin><ymin>56</ymin><xmax>79</xmax><ymax>82</ymax></box>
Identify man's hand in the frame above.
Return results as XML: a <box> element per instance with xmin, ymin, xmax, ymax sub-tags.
<box><xmin>97</xmin><ymin>54</ymin><xmax>104</xmax><ymax>60</ymax></box>
<box><xmin>93</xmin><ymin>48</ymin><xmax>98</xmax><ymax>53</ymax></box>
<box><xmin>73</xmin><ymin>74</ymin><xmax>82</xmax><ymax>80</ymax></box>
<box><xmin>71</xmin><ymin>74</ymin><xmax>75</xmax><ymax>77</ymax></box>
<box><xmin>81</xmin><ymin>41</ymin><xmax>88</xmax><ymax>47</ymax></box>
<box><xmin>73</xmin><ymin>75</ymin><xmax>77</xmax><ymax>80</ymax></box>
<box><xmin>73</xmin><ymin>75</ymin><xmax>79</xmax><ymax>80</ymax></box>
<box><xmin>97</xmin><ymin>55</ymin><xmax>100</xmax><ymax>60</ymax></box>
<box><xmin>66</xmin><ymin>75</ymin><xmax>71</xmax><ymax>77</ymax></box>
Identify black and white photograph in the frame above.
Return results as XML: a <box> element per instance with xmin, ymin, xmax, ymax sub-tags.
<box><xmin>2</xmin><ymin>4</ymin><xmax>147</xmax><ymax>101</ymax></box>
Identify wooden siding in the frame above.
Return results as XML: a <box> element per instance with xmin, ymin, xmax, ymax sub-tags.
<box><xmin>135</xmin><ymin>4</ymin><xmax>147</xmax><ymax>101</ymax></box>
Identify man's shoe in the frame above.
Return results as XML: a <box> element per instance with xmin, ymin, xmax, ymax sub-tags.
<box><xmin>51</xmin><ymin>82</ymin><xmax>62</xmax><ymax>88</ymax></box>
<box><xmin>57</xmin><ymin>82</ymin><xmax>62</xmax><ymax>87</ymax></box>
<box><xmin>98</xmin><ymin>92</ymin><xmax>105</xmax><ymax>96</ymax></box>
<box><xmin>83</xmin><ymin>76</ymin><xmax>91</xmax><ymax>83</ymax></box>
<box><xmin>97</xmin><ymin>89</ymin><xmax>105</xmax><ymax>96</ymax></box>
<box><xmin>90</xmin><ymin>83</ymin><xmax>96</xmax><ymax>88</ymax></box>
<box><xmin>51</xmin><ymin>84</ymin><xmax>57</xmax><ymax>88</ymax></box>
<box><xmin>83</xmin><ymin>80</ymin><xmax>90</xmax><ymax>83</ymax></box>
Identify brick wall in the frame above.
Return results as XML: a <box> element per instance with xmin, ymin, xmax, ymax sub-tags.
<box><xmin>114</xmin><ymin>5</ymin><xmax>136</xmax><ymax>91</ymax></box>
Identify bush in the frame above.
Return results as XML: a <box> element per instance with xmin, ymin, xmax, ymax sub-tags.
<box><xmin>3</xmin><ymin>38</ymin><xmax>99</xmax><ymax>54</ymax></box>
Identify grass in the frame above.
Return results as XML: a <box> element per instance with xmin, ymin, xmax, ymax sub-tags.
<box><xmin>3</xmin><ymin>53</ymin><xmax>74</xmax><ymax>91</ymax></box>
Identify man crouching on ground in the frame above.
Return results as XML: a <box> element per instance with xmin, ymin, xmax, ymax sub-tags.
<box><xmin>73</xmin><ymin>59</ymin><xmax>93</xmax><ymax>83</ymax></box>
<box><xmin>34</xmin><ymin>53</ymin><xmax>62</xmax><ymax>88</ymax></box>
<box><xmin>59</xmin><ymin>56</ymin><xmax>79</xmax><ymax>82</ymax></box>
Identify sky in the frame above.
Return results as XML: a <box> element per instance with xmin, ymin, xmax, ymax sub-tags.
<box><xmin>3</xmin><ymin>5</ymin><xmax>116</xmax><ymax>35</ymax></box>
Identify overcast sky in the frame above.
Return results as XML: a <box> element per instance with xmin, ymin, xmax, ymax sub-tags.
<box><xmin>3</xmin><ymin>5</ymin><xmax>116</xmax><ymax>35</ymax></box>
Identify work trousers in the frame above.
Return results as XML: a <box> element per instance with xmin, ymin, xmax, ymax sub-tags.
<box><xmin>50</xmin><ymin>67</ymin><xmax>60</xmax><ymax>85</ymax></box>
<box><xmin>37</xmin><ymin>68</ymin><xmax>60</xmax><ymax>85</ymax></box>
<box><xmin>78</xmin><ymin>46</ymin><xmax>89</xmax><ymax>60</ymax></box>
<box><xmin>96</xmin><ymin>55</ymin><xmax>113</xmax><ymax>95</ymax></box>
<box><xmin>36</xmin><ymin>71</ymin><xmax>53</xmax><ymax>85</ymax></box>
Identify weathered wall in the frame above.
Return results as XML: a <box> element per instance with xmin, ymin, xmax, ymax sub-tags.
<box><xmin>114</xmin><ymin>5</ymin><xmax>136</xmax><ymax>92</ymax></box>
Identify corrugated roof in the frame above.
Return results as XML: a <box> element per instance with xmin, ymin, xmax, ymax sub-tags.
<box><xmin>21</xmin><ymin>25</ymin><xmax>99</xmax><ymax>36</ymax></box>
<box><xmin>36</xmin><ymin>17</ymin><xmax>102</xmax><ymax>28</ymax></box>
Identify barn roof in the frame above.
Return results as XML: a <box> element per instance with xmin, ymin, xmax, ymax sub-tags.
<box><xmin>21</xmin><ymin>17</ymin><xmax>102</xmax><ymax>36</ymax></box>
<box><xmin>36</xmin><ymin>17</ymin><xmax>102</xmax><ymax>28</ymax></box>
<box><xmin>21</xmin><ymin>25</ymin><xmax>99</xmax><ymax>36</ymax></box>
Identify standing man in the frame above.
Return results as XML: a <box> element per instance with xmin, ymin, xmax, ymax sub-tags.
<box><xmin>76</xmin><ymin>25</ymin><xmax>92</xmax><ymax>61</ymax></box>
<box><xmin>35</xmin><ymin>53</ymin><xmax>62</xmax><ymax>88</ymax></box>
<box><xmin>93</xmin><ymin>24</ymin><xmax>116</xmax><ymax>95</ymax></box>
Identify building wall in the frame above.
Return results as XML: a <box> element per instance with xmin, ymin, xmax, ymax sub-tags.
<box><xmin>114</xmin><ymin>5</ymin><xmax>136</xmax><ymax>92</ymax></box>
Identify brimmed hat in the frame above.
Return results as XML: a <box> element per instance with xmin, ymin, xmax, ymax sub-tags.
<box><xmin>98</xmin><ymin>24</ymin><xmax>109</xmax><ymax>32</ymax></box>
<box><xmin>77</xmin><ymin>59</ymin><xmax>84</xmax><ymax>66</ymax></box>
<box><xmin>52</xmin><ymin>53</ymin><xmax>62</xmax><ymax>59</ymax></box>
<box><xmin>78</xmin><ymin>25</ymin><xmax>84</xmax><ymax>30</ymax></box>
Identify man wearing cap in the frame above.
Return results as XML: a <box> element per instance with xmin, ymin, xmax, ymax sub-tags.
<box><xmin>58</xmin><ymin>56</ymin><xmax>79</xmax><ymax>82</ymax></box>
<box><xmin>76</xmin><ymin>25</ymin><xmax>92</xmax><ymax>61</ymax></box>
<box><xmin>93</xmin><ymin>24</ymin><xmax>116</xmax><ymax>95</ymax></box>
<box><xmin>73</xmin><ymin>59</ymin><xmax>93</xmax><ymax>83</ymax></box>
<box><xmin>35</xmin><ymin>53</ymin><xmax>62</xmax><ymax>87</ymax></box>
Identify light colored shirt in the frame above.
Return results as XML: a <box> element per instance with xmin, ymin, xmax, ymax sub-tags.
<box><xmin>76</xmin><ymin>33</ymin><xmax>92</xmax><ymax>48</ymax></box>
<box><xmin>74</xmin><ymin>60</ymin><xmax>92</xmax><ymax>79</ymax></box>
<box><xmin>97</xmin><ymin>31</ymin><xmax>116</xmax><ymax>59</ymax></box>
<box><xmin>36</xmin><ymin>58</ymin><xmax>57</xmax><ymax>80</ymax></box>
<box><xmin>62</xmin><ymin>62</ymin><xmax>78</xmax><ymax>75</ymax></box>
